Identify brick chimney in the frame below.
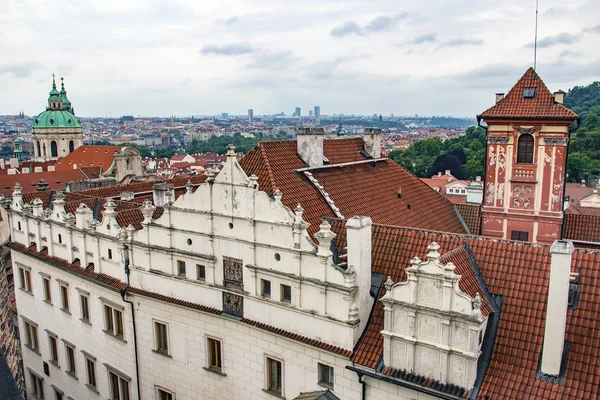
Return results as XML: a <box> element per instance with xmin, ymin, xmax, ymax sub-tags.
<box><xmin>541</xmin><ymin>240</ymin><xmax>574</xmax><ymax>376</ymax></box>
<box><xmin>297</xmin><ymin>127</ymin><xmax>324</xmax><ymax>167</ymax></box>
<box><xmin>554</xmin><ymin>91</ymin><xmax>565</xmax><ymax>105</ymax></box>
<box><xmin>363</xmin><ymin>128</ymin><xmax>381</xmax><ymax>159</ymax></box>
<box><xmin>495</xmin><ymin>93</ymin><xmax>505</xmax><ymax>103</ymax></box>
<box><xmin>153</xmin><ymin>182</ymin><xmax>175</xmax><ymax>207</ymax></box>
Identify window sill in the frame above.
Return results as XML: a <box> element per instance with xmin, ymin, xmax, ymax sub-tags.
<box><xmin>262</xmin><ymin>389</ymin><xmax>285</xmax><ymax>399</ymax></box>
<box><xmin>60</xmin><ymin>308</ymin><xmax>71</xmax><ymax>315</ymax></box>
<box><xmin>79</xmin><ymin>318</ymin><xmax>92</xmax><ymax>326</ymax></box>
<box><xmin>203</xmin><ymin>367</ymin><xmax>226</xmax><ymax>377</ymax></box>
<box><xmin>19</xmin><ymin>288</ymin><xmax>33</xmax><ymax>296</ymax></box>
<box><xmin>318</xmin><ymin>382</ymin><xmax>334</xmax><ymax>390</ymax></box>
<box><xmin>152</xmin><ymin>349</ymin><xmax>172</xmax><ymax>358</ymax></box>
<box><xmin>85</xmin><ymin>383</ymin><xmax>99</xmax><ymax>394</ymax></box>
<box><xmin>24</xmin><ymin>344</ymin><xmax>40</xmax><ymax>356</ymax></box>
<box><xmin>49</xmin><ymin>360</ymin><xmax>60</xmax><ymax>369</ymax></box>
<box><xmin>103</xmin><ymin>330</ymin><xmax>127</xmax><ymax>343</ymax></box>
<box><xmin>43</xmin><ymin>300</ymin><xmax>53</xmax><ymax>306</ymax></box>
<box><xmin>66</xmin><ymin>370</ymin><xmax>78</xmax><ymax>380</ymax></box>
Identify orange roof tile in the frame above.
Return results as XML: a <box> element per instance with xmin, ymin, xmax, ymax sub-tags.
<box><xmin>54</xmin><ymin>146</ymin><xmax>123</xmax><ymax>172</ymax></box>
<box><xmin>456</xmin><ymin>203</ymin><xmax>481</xmax><ymax>234</ymax></box>
<box><xmin>329</xmin><ymin>220</ymin><xmax>600</xmax><ymax>399</ymax></box>
<box><xmin>480</xmin><ymin>68</ymin><xmax>578</xmax><ymax>120</ymax></box>
<box><xmin>564</xmin><ymin>214</ymin><xmax>600</xmax><ymax>244</ymax></box>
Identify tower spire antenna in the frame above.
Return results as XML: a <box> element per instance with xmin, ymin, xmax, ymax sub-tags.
<box><xmin>52</xmin><ymin>73</ymin><xmax>56</xmax><ymax>88</ymax></box>
<box><xmin>534</xmin><ymin>0</ymin><xmax>539</xmax><ymax>71</ymax></box>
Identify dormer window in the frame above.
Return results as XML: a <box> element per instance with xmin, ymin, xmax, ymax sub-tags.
<box><xmin>522</xmin><ymin>87</ymin><xmax>537</xmax><ymax>99</ymax></box>
<box><xmin>517</xmin><ymin>134</ymin><xmax>535</xmax><ymax>163</ymax></box>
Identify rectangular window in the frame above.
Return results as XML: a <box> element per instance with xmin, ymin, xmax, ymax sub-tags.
<box><xmin>318</xmin><ymin>363</ymin><xmax>334</xmax><ymax>389</ymax></box>
<box><xmin>24</xmin><ymin>320</ymin><xmax>39</xmax><ymax>351</ymax></box>
<box><xmin>49</xmin><ymin>335</ymin><xmax>58</xmax><ymax>364</ymax></box>
<box><xmin>104</xmin><ymin>305</ymin><xmax>124</xmax><ymax>338</ymax></box>
<box><xmin>80</xmin><ymin>295</ymin><xmax>90</xmax><ymax>322</ymax></box>
<box><xmin>85</xmin><ymin>357</ymin><xmax>97</xmax><ymax>388</ymax></box>
<box><xmin>522</xmin><ymin>87</ymin><xmax>537</xmax><ymax>98</ymax></box>
<box><xmin>60</xmin><ymin>285</ymin><xmax>69</xmax><ymax>312</ymax></box>
<box><xmin>109</xmin><ymin>370</ymin><xmax>130</xmax><ymax>400</ymax></box>
<box><xmin>157</xmin><ymin>388</ymin><xmax>174</xmax><ymax>400</ymax></box>
<box><xmin>18</xmin><ymin>221</ymin><xmax>21</xmax><ymax>231</ymax></box>
<box><xmin>196</xmin><ymin>264</ymin><xmax>206</xmax><ymax>281</ymax></box>
<box><xmin>280</xmin><ymin>284</ymin><xmax>291</xmax><ymax>303</ymax></box>
<box><xmin>266</xmin><ymin>357</ymin><xmax>282</xmax><ymax>394</ymax></box>
<box><xmin>43</xmin><ymin>278</ymin><xmax>52</xmax><ymax>303</ymax></box>
<box><xmin>54</xmin><ymin>388</ymin><xmax>63</xmax><ymax>400</ymax></box>
<box><xmin>30</xmin><ymin>371</ymin><xmax>44</xmax><ymax>399</ymax></box>
<box><xmin>261</xmin><ymin>279</ymin><xmax>271</xmax><ymax>298</ymax></box>
<box><xmin>19</xmin><ymin>267</ymin><xmax>32</xmax><ymax>292</ymax></box>
<box><xmin>65</xmin><ymin>345</ymin><xmax>76</xmax><ymax>375</ymax></box>
<box><xmin>154</xmin><ymin>322</ymin><xmax>169</xmax><ymax>354</ymax></box>
<box><xmin>510</xmin><ymin>230</ymin><xmax>529</xmax><ymax>241</ymax></box>
<box><xmin>177</xmin><ymin>260</ymin><xmax>186</xmax><ymax>276</ymax></box>
<box><xmin>58</xmin><ymin>234</ymin><xmax>62</xmax><ymax>244</ymax></box>
<box><xmin>108</xmin><ymin>249</ymin><xmax>113</xmax><ymax>260</ymax></box>
<box><xmin>207</xmin><ymin>337</ymin><xmax>222</xmax><ymax>371</ymax></box>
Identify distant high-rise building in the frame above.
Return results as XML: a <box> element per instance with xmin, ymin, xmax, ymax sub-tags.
<box><xmin>309</xmin><ymin>110</ymin><xmax>313</xmax><ymax>117</ymax></box>
<box><xmin>221</xmin><ymin>113</ymin><xmax>229</xmax><ymax>119</ymax></box>
<box><xmin>248</xmin><ymin>109</ymin><xmax>254</xmax><ymax>121</ymax></box>
<box><xmin>295</xmin><ymin>107</ymin><xmax>301</xmax><ymax>117</ymax></box>
<box><xmin>314</xmin><ymin>106</ymin><xmax>320</xmax><ymax>117</ymax></box>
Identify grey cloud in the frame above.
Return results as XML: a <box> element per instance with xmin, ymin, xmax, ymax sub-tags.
<box><xmin>246</xmin><ymin>51</ymin><xmax>296</xmax><ymax>71</ymax></box>
<box><xmin>411</xmin><ymin>33</ymin><xmax>437</xmax><ymax>44</ymax></box>
<box><xmin>543</xmin><ymin>7</ymin><xmax>567</xmax><ymax>17</ymax></box>
<box><xmin>306</xmin><ymin>56</ymin><xmax>356</xmax><ymax>80</ymax></box>
<box><xmin>330</xmin><ymin>21</ymin><xmax>361</xmax><ymax>37</ymax></box>
<box><xmin>439</xmin><ymin>38</ymin><xmax>484</xmax><ymax>48</ymax></box>
<box><xmin>200</xmin><ymin>43</ymin><xmax>254</xmax><ymax>56</ymax></box>
<box><xmin>0</xmin><ymin>61</ymin><xmax>42</xmax><ymax>78</ymax></box>
<box><xmin>584</xmin><ymin>24</ymin><xmax>600</xmax><ymax>33</ymax></box>
<box><xmin>330</xmin><ymin>14</ymin><xmax>408</xmax><ymax>37</ymax></box>
<box><xmin>225</xmin><ymin>17</ymin><xmax>238</xmax><ymax>25</ymax></box>
<box><xmin>559</xmin><ymin>50</ymin><xmax>581</xmax><ymax>58</ymax></box>
<box><xmin>525</xmin><ymin>32</ymin><xmax>579</xmax><ymax>48</ymax></box>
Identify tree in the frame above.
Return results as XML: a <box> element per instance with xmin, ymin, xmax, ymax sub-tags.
<box><xmin>430</xmin><ymin>154</ymin><xmax>463</xmax><ymax>179</ymax></box>
<box><xmin>567</xmin><ymin>152</ymin><xmax>593</xmax><ymax>183</ymax></box>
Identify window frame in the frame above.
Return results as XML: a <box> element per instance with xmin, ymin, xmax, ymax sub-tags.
<box><xmin>265</xmin><ymin>356</ymin><xmax>283</xmax><ymax>396</ymax></box>
<box><xmin>261</xmin><ymin>279</ymin><xmax>271</xmax><ymax>298</ymax></box>
<box><xmin>59</xmin><ymin>284</ymin><xmax>69</xmax><ymax>312</ymax></box>
<box><xmin>48</xmin><ymin>333</ymin><xmax>59</xmax><ymax>365</ymax></box>
<box><xmin>177</xmin><ymin>260</ymin><xmax>186</xmax><ymax>277</ymax></box>
<box><xmin>64</xmin><ymin>343</ymin><xmax>76</xmax><ymax>376</ymax></box>
<box><xmin>107</xmin><ymin>368</ymin><xmax>131</xmax><ymax>400</ymax></box>
<box><xmin>108</xmin><ymin>248</ymin><xmax>113</xmax><ymax>260</ymax></box>
<box><xmin>206</xmin><ymin>337</ymin><xmax>223</xmax><ymax>372</ymax></box>
<box><xmin>280</xmin><ymin>284</ymin><xmax>291</xmax><ymax>303</ymax></box>
<box><xmin>516</xmin><ymin>133</ymin><xmax>535</xmax><ymax>164</ymax></box>
<box><xmin>510</xmin><ymin>230</ymin><xmax>529</xmax><ymax>241</ymax></box>
<box><xmin>317</xmin><ymin>363</ymin><xmax>334</xmax><ymax>389</ymax></box>
<box><xmin>80</xmin><ymin>293</ymin><xmax>90</xmax><ymax>323</ymax></box>
<box><xmin>23</xmin><ymin>320</ymin><xmax>39</xmax><ymax>352</ymax></box>
<box><xmin>42</xmin><ymin>277</ymin><xmax>52</xmax><ymax>303</ymax></box>
<box><xmin>103</xmin><ymin>303</ymin><xmax>125</xmax><ymax>339</ymax></box>
<box><xmin>196</xmin><ymin>264</ymin><xmax>206</xmax><ymax>281</ymax></box>
<box><xmin>84</xmin><ymin>353</ymin><xmax>97</xmax><ymax>390</ymax></box>
<box><xmin>153</xmin><ymin>320</ymin><xmax>169</xmax><ymax>355</ymax></box>
<box><xmin>29</xmin><ymin>370</ymin><xmax>44</xmax><ymax>400</ymax></box>
<box><xmin>19</xmin><ymin>267</ymin><xmax>32</xmax><ymax>292</ymax></box>
<box><xmin>156</xmin><ymin>386</ymin><xmax>175</xmax><ymax>400</ymax></box>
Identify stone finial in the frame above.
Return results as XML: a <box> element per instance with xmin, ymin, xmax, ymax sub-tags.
<box><xmin>126</xmin><ymin>224</ymin><xmax>136</xmax><ymax>242</ymax></box>
<box><xmin>410</xmin><ymin>256</ymin><xmax>421</xmax><ymax>266</ymax></box>
<box><xmin>89</xmin><ymin>219</ymin><xmax>99</xmax><ymax>230</ymax></box>
<box><xmin>13</xmin><ymin>182</ymin><xmax>22</xmax><ymax>195</ymax></box>
<box><xmin>140</xmin><ymin>200</ymin><xmax>156</xmax><ymax>225</ymax></box>
<box><xmin>385</xmin><ymin>276</ymin><xmax>394</xmax><ymax>292</ymax></box>
<box><xmin>472</xmin><ymin>292</ymin><xmax>483</xmax><ymax>318</ymax></box>
<box><xmin>104</xmin><ymin>199</ymin><xmax>117</xmax><ymax>214</ymax></box>
<box><xmin>248</xmin><ymin>174</ymin><xmax>259</xmax><ymax>189</ymax></box>
<box><xmin>185</xmin><ymin>179</ymin><xmax>193</xmax><ymax>193</ymax></box>
<box><xmin>444</xmin><ymin>261</ymin><xmax>456</xmax><ymax>274</ymax></box>
<box><xmin>294</xmin><ymin>203</ymin><xmax>304</xmax><ymax>219</ymax></box>
<box><xmin>427</xmin><ymin>242</ymin><xmax>441</xmax><ymax>260</ymax></box>
<box><xmin>117</xmin><ymin>227</ymin><xmax>128</xmax><ymax>243</ymax></box>
<box><xmin>32</xmin><ymin>198</ymin><xmax>44</xmax><ymax>217</ymax></box>
<box><xmin>22</xmin><ymin>203</ymin><xmax>32</xmax><ymax>216</ymax></box>
<box><xmin>273</xmin><ymin>189</ymin><xmax>282</xmax><ymax>203</ymax></box>
<box><xmin>54</xmin><ymin>191</ymin><xmax>66</xmax><ymax>205</ymax></box>
<box><xmin>226</xmin><ymin>144</ymin><xmax>236</xmax><ymax>156</ymax></box>
<box><xmin>206</xmin><ymin>169</ymin><xmax>215</xmax><ymax>183</ymax></box>
<box><xmin>314</xmin><ymin>220</ymin><xmax>336</xmax><ymax>257</ymax></box>
<box><xmin>349</xmin><ymin>303</ymin><xmax>359</xmax><ymax>319</ymax></box>
<box><xmin>64</xmin><ymin>213</ymin><xmax>75</xmax><ymax>227</ymax></box>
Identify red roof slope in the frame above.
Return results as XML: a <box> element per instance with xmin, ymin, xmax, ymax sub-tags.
<box><xmin>55</xmin><ymin>146</ymin><xmax>123</xmax><ymax>171</ymax></box>
<box><xmin>456</xmin><ymin>203</ymin><xmax>481</xmax><ymax>235</ymax></box>
<box><xmin>0</xmin><ymin>167</ymin><xmax>102</xmax><ymax>196</ymax></box>
<box><xmin>564</xmin><ymin>213</ymin><xmax>600</xmax><ymax>243</ymax></box>
<box><xmin>240</xmin><ymin>138</ymin><xmax>465</xmax><ymax>236</ymax></box>
<box><xmin>329</xmin><ymin>220</ymin><xmax>600</xmax><ymax>399</ymax></box>
<box><xmin>480</xmin><ymin>68</ymin><xmax>578</xmax><ymax>120</ymax></box>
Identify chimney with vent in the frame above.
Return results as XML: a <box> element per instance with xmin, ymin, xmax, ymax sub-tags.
<box><xmin>466</xmin><ymin>178</ymin><xmax>484</xmax><ymax>204</ymax></box>
<box><xmin>363</xmin><ymin>128</ymin><xmax>381</xmax><ymax>159</ymax></box>
<box><xmin>541</xmin><ymin>240</ymin><xmax>574</xmax><ymax>376</ymax></box>
<box><xmin>495</xmin><ymin>93</ymin><xmax>505</xmax><ymax>103</ymax></box>
<box><xmin>554</xmin><ymin>91</ymin><xmax>565</xmax><ymax>105</ymax></box>
<box><xmin>297</xmin><ymin>127</ymin><xmax>324</xmax><ymax>167</ymax></box>
<box><xmin>153</xmin><ymin>182</ymin><xmax>175</xmax><ymax>207</ymax></box>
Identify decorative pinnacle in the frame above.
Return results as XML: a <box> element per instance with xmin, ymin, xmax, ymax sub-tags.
<box><xmin>384</xmin><ymin>276</ymin><xmax>394</xmax><ymax>292</ymax></box>
<box><xmin>61</xmin><ymin>77</ymin><xmax>65</xmax><ymax>90</ymax></box>
<box><xmin>226</xmin><ymin>144</ymin><xmax>236</xmax><ymax>156</ymax></box>
<box><xmin>273</xmin><ymin>189</ymin><xmax>282</xmax><ymax>203</ymax></box>
<box><xmin>427</xmin><ymin>242</ymin><xmax>441</xmax><ymax>260</ymax></box>
<box><xmin>52</xmin><ymin>73</ymin><xmax>56</xmax><ymax>88</ymax></box>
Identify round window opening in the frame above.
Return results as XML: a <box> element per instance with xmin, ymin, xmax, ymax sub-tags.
<box><xmin>187</xmin><ymin>238</ymin><xmax>192</xmax><ymax>245</ymax></box>
<box><xmin>50</xmin><ymin>118</ymin><xmax>55</xmax><ymax>124</ymax></box>
<box><xmin>228</xmin><ymin>222</ymin><xmax>234</xmax><ymax>229</ymax></box>
<box><xmin>35</xmin><ymin>119</ymin><xmax>39</xmax><ymax>124</ymax></box>
<box><xmin>274</xmin><ymin>253</ymin><xmax>281</xmax><ymax>261</ymax></box>
<box><xmin>67</xmin><ymin>119</ymin><xmax>72</xmax><ymax>124</ymax></box>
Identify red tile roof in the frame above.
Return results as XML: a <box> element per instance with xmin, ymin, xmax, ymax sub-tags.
<box><xmin>566</xmin><ymin>204</ymin><xmax>600</xmax><ymax>216</ymax></box>
<box><xmin>480</xmin><ymin>68</ymin><xmax>578</xmax><ymax>120</ymax></box>
<box><xmin>455</xmin><ymin>203</ymin><xmax>481</xmax><ymax>235</ymax></box>
<box><xmin>564</xmin><ymin>213</ymin><xmax>600</xmax><ymax>244</ymax></box>
<box><xmin>240</xmin><ymin>138</ymin><xmax>466</xmax><ymax>236</ymax></box>
<box><xmin>0</xmin><ymin>168</ymin><xmax>102</xmax><ymax>196</ymax></box>
<box><xmin>54</xmin><ymin>146</ymin><xmax>123</xmax><ymax>172</ymax></box>
<box><xmin>329</xmin><ymin>220</ymin><xmax>600</xmax><ymax>399</ymax></box>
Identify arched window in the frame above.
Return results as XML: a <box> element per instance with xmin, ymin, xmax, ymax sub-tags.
<box><xmin>50</xmin><ymin>141</ymin><xmax>58</xmax><ymax>158</ymax></box>
<box><xmin>68</xmin><ymin>140</ymin><xmax>74</xmax><ymax>153</ymax></box>
<box><xmin>517</xmin><ymin>134</ymin><xmax>534</xmax><ymax>163</ymax></box>
<box><xmin>42</xmin><ymin>143</ymin><xmax>46</xmax><ymax>157</ymax></box>
<box><xmin>35</xmin><ymin>141</ymin><xmax>41</xmax><ymax>157</ymax></box>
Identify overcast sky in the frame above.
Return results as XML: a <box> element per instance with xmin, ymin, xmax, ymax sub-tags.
<box><xmin>1</xmin><ymin>0</ymin><xmax>599</xmax><ymax>118</ymax></box>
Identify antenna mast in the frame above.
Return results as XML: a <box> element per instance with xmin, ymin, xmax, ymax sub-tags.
<box><xmin>534</xmin><ymin>0</ymin><xmax>539</xmax><ymax>70</ymax></box>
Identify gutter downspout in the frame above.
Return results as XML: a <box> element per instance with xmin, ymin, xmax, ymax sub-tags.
<box><xmin>476</xmin><ymin>116</ymin><xmax>488</xmax><ymax>236</ymax></box>
<box><xmin>119</xmin><ymin>247</ymin><xmax>141</xmax><ymax>400</ymax></box>
<box><xmin>349</xmin><ymin>367</ymin><xmax>367</xmax><ymax>400</ymax></box>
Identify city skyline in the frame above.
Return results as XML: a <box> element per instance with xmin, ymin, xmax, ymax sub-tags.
<box><xmin>1</xmin><ymin>0</ymin><xmax>599</xmax><ymax>117</ymax></box>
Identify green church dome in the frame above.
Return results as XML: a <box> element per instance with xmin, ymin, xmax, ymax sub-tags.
<box><xmin>34</xmin><ymin>110</ymin><xmax>82</xmax><ymax>129</ymax></box>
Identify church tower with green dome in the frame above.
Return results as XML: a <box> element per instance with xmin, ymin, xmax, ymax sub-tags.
<box><xmin>32</xmin><ymin>74</ymin><xmax>83</xmax><ymax>161</ymax></box>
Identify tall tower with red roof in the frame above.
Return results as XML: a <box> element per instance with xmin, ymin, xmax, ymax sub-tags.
<box><xmin>478</xmin><ymin>68</ymin><xmax>578</xmax><ymax>244</ymax></box>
